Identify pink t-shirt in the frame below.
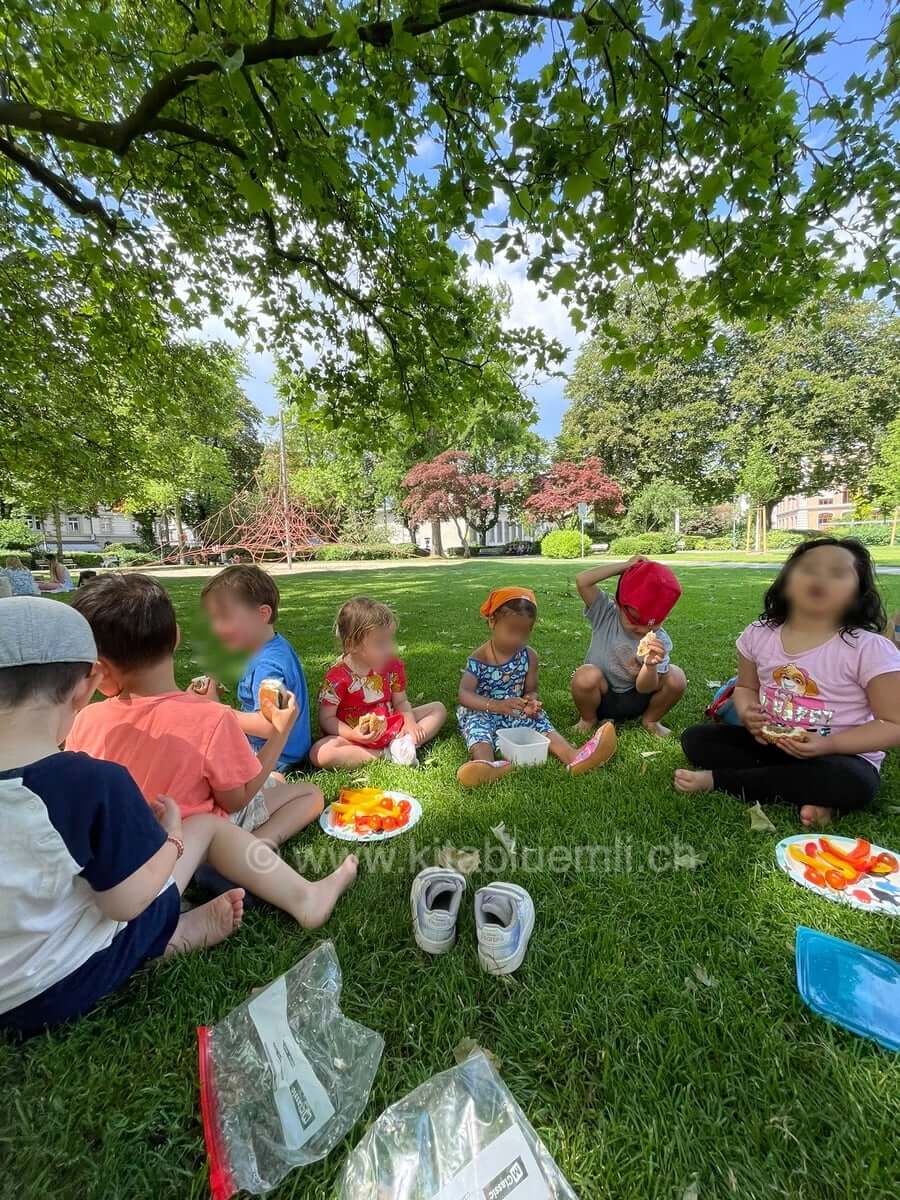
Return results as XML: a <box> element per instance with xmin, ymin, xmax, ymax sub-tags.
<box><xmin>736</xmin><ymin>622</ymin><xmax>900</xmax><ymax>769</ymax></box>
<box><xmin>67</xmin><ymin>691</ymin><xmax>260</xmax><ymax>818</ymax></box>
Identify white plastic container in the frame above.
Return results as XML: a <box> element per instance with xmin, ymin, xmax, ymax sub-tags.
<box><xmin>497</xmin><ymin>726</ymin><xmax>550</xmax><ymax>766</ymax></box>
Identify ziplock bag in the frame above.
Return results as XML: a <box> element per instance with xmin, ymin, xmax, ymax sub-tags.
<box><xmin>339</xmin><ymin>1050</ymin><xmax>579</xmax><ymax>1199</ymax></box>
<box><xmin>198</xmin><ymin>941</ymin><xmax>383</xmax><ymax>1199</ymax></box>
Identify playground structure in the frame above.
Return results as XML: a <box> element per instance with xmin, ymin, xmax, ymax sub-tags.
<box><xmin>184</xmin><ymin>486</ymin><xmax>341</xmax><ymax>566</ymax></box>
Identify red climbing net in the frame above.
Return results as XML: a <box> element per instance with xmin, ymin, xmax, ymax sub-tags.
<box><xmin>186</xmin><ymin>487</ymin><xmax>340</xmax><ymax>564</ymax></box>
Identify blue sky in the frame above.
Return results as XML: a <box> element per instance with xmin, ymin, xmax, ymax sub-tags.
<box><xmin>231</xmin><ymin>1</ymin><xmax>890</xmax><ymax>443</ymax></box>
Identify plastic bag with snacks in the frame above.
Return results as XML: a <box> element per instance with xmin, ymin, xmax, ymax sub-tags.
<box><xmin>339</xmin><ymin>1050</ymin><xmax>579</xmax><ymax>1200</ymax></box>
<box><xmin>198</xmin><ymin>941</ymin><xmax>383</xmax><ymax>1199</ymax></box>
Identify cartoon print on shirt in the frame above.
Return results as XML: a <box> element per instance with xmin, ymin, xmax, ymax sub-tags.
<box><xmin>347</xmin><ymin>671</ymin><xmax>385</xmax><ymax>704</ymax></box>
<box><xmin>772</xmin><ymin>664</ymin><xmax>819</xmax><ymax>697</ymax></box>
<box><xmin>761</xmin><ymin>663</ymin><xmax>833</xmax><ymax>734</ymax></box>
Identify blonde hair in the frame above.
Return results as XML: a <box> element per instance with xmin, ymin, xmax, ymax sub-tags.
<box><xmin>335</xmin><ymin>596</ymin><xmax>396</xmax><ymax>650</ymax></box>
<box><xmin>5</xmin><ymin>556</ymin><xmax>23</xmax><ymax>570</ymax></box>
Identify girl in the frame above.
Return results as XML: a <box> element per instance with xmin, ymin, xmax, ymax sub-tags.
<box><xmin>676</xmin><ymin>539</ymin><xmax>900</xmax><ymax>827</ymax></box>
<box><xmin>456</xmin><ymin>587</ymin><xmax>617</xmax><ymax>787</ymax></box>
<box><xmin>311</xmin><ymin>596</ymin><xmax>447</xmax><ymax>768</ymax></box>
<box><xmin>38</xmin><ymin>553</ymin><xmax>75</xmax><ymax>593</ymax></box>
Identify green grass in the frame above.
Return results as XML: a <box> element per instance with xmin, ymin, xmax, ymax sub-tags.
<box><xmin>3</xmin><ymin>564</ymin><xmax>900</xmax><ymax>1200</ymax></box>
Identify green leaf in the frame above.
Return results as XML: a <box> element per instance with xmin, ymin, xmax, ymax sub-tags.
<box><xmin>563</xmin><ymin>175</ymin><xmax>594</xmax><ymax>205</ymax></box>
<box><xmin>235</xmin><ymin>174</ymin><xmax>270</xmax><ymax>212</ymax></box>
<box><xmin>474</xmin><ymin>239</ymin><xmax>494</xmax><ymax>265</ymax></box>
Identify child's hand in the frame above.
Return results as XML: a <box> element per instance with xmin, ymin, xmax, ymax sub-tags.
<box><xmin>150</xmin><ymin>794</ymin><xmax>183</xmax><ymax>838</ymax></box>
<box><xmin>523</xmin><ymin>696</ymin><xmax>543</xmax><ymax>718</ymax></box>
<box><xmin>495</xmin><ymin>697</ymin><xmax>527</xmax><ymax>717</ymax></box>
<box><xmin>641</xmin><ymin>637</ymin><xmax>666</xmax><ymax>667</ymax></box>
<box><xmin>349</xmin><ymin>723</ymin><xmax>381</xmax><ymax>745</ymax></box>
<box><xmin>774</xmin><ymin>734</ymin><xmax>829</xmax><ymax>759</ymax></box>
<box><xmin>270</xmin><ymin>691</ymin><xmax>299</xmax><ymax>736</ymax></box>
<box><xmin>742</xmin><ymin>704</ymin><xmax>770</xmax><ymax>745</ymax></box>
<box><xmin>403</xmin><ymin>713</ymin><xmax>427</xmax><ymax>745</ymax></box>
<box><xmin>621</xmin><ymin>555</ymin><xmax>647</xmax><ymax>572</ymax></box>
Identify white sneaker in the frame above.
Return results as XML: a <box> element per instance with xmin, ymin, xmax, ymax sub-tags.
<box><xmin>475</xmin><ymin>883</ymin><xmax>535</xmax><ymax>976</ymax></box>
<box><xmin>387</xmin><ymin>732</ymin><xmax>418</xmax><ymax>767</ymax></box>
<box><xmin>411</xmin><ymin>867</ymin><xmax>466</xmax><ymax>955</ymax></box>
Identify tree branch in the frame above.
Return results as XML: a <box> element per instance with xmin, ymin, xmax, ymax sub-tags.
<box><xmin>0</xmin><ymin>135</ymin><xmax>118</xmax><ymax>230</ymax></box>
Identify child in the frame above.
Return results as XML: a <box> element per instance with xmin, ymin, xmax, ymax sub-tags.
<box><xmin>676</xmin><ymin>538</ymin><xmax>900</xmax><ymax>827</ymax></box>
<box><xmin>66</xmin><ymin>574</ymin><xmax>325</xmax><ymax>851</ymax></box>
<box><xmin>1</xmin><ymin>599</ymin><xmax>356</xmax><ymax>1038</ymax></box>
<box><xmin>456</xmin><ymin>587</ymin><xmax>616</xmax><ymax>787</ymax></box>
<box><xmin>200</xmin><ymin>564</ymin><xmax>311</xmax><ymax>772</ymax></box>
<box><xmin>571</xmin><ymin>557</ymin><xmax>686</xmax><ymax>737</ymax></box>
<box><xmin>311</xmin><ymin>596</ymin><xmax>447</xmax><ymax>768</ymax></box>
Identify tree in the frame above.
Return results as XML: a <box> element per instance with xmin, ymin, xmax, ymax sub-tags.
<box><xmin>2</xmin><ymin>0</ymin><xmax>897</xmax><ymax>415</ymax></box>
<box><xmin>624</xmin><ymin>480</ymin><xmax>694</xmax><ymax>533</ymax></box>
<box><xmin>525</xmin><ymin>458</ymin><xmax>623</xmax><ymax>527</ymax></box>
<box><xmin>740</xmin><ymin>442</ymin><xmax>781</xmax><ymax>552</ymax></box>
<box><xmin>0</xmin><ymin>519</ymin><xmax>42</xmax><ymax>552</ymax></box>
<box><xmin>869</xmin><ymin>417</ymin><xmax>900</xmax><ymax>545</ymax></box>
<box><xmin>401</xmin><ymin>451</ymin><xmax>521</xmax><ymax>552</ymax></box>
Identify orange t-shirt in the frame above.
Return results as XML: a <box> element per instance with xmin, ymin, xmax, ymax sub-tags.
<box><xmin>67</xmin><ymin>691</ymin><xmax>260</xmax><ymax>819</ymax></box>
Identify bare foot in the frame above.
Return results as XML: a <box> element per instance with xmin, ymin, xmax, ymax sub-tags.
<box><xmin>642</xmin><ymin>718</ymin><xmax>672</xmax><ymax>738</ymax></box>
<box><xmin>674</xmin><ymin>768</ymin><xmax>714</xmax><ymax>794</ymax></box>
<box><xmin>800</xmin><ymin>804</ymin><xmax>833</xmax><ymax>829</ymax></box>
<box><xmin>165</xmin><ymin>888</ymin><xmax>244</xmax><ymax>956</ymax></box>
<box><xmin>573</xmin><ymin>717</ymin><xmax>596</xmax><ymax>735</ymax></box>
<box><xmin>297</xmin><ymin>855</ymin><xmax>359</xmax><ymax>928</ymax></box>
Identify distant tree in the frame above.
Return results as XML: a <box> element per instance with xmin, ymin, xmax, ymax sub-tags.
<box><xmin>624</xmin><ymin>480</ymin><xmax>694</xmax><ymax>533</ymax></box>
<box><xmin>869</xmin><ymin>417</ymin><xmax>900</xmax><ymax>545</ymax></box>
<box><xmin>0</xmin><ymin>519</ymin><xmax>41</xmax><ymax>552</ymax></box>
<box><xmin>740</xmin><ymin>442</ymin><xmax>781</xmax><ymax>552</ymax></box>
<box><xmin>402</xmin><ymin>451</ymin><xmax>521</xmax><ymax>553</ymax></box>
<box><xmin>525</xmin><ymin>458</ymin><xmax>623</xmax><ymax>527</ymax></box>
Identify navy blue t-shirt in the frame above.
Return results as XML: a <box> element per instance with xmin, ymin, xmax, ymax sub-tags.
<box><xmin>0</xmin><ymin>752</ymin><xmax>179</xmax><ymax>1034</ymax></box>
<box><xmin>237</xmin><ymin>631</ymin><xmax>312</xmax><ymax>767</ymax></box>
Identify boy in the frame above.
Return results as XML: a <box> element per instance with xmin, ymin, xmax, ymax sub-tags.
<box><xmin>0</xmin><ymin>598</ymin><xmax>356</xmax><ymax>1037</ymax></box>
<box><xmin>67</xmin><ymin>574</ymin><xmax>322</xmax><ymax>849</ymax></box>
<box><xmin>200</xmin><ymin>565</ymin><xmax>311</xmax><ymax>773</ymax></box>
<box><xmin>571</xmin><ymin>556</ymin><xmax>686</xmax><ymax>737</ymax></box>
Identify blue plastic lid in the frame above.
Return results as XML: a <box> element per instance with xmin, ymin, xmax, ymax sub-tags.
<box><xmin>795</xmin><ymin>926</ymin><xmax>900</xmax><ymax>1052</ymax></box>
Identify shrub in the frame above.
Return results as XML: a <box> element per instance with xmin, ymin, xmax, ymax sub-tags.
<box><xmin>0</xmin><ymin>519</ymin><xmax>41</xmax><ymax>551</ymax></box>
<box><xmin>609</xmin><ymin>532</ymin><xmax>678</xmax><ymax>555</ymax></box>
<box><xmin>541</xmin><ymin>529</ymin><xmax>586</xmax><ymax>559</ymax></box>
<box><xmin>0</xmin><ymin>547</ymin><xmax>35</xmax><ymax>565</ymax></box>
<box><xmin>679</xmin><ymin>535</ymin><xmax>706</xmax><ymax>550</ymax></box>
<box><xmin>68</xmin><ymin>552</ymin><xmax>103</xmax><ymax>567</ymax></box>
<box><xmin>312</xmin><ymin>542</ymin><xmax>419</xmax><ymax>561</ymax></box>
<box><xmin>829</xmin><ymin>523</ymin><xmax>892</xmax><ymax>546</ymax></box>
<box><xmin>702</xmin><ymin>535</ymin><xmax>734</xmax><ymax>550</ymax></box>
<box><xmin>765</xmin><ymin>530</ymin><xmax>807</xmax><ymax>550</ymax></box>
<box><xmin>97</xmin><ymin>543</ymin><xmax>149</xmax><ymax>565</ymax></box>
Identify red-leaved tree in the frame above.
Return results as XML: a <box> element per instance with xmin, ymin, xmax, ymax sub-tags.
<box><xmin>525</xmin><ymin>458</ymin><xmax>624</xmax><ymax>526</ymax></box>
<box><xmin>402</xmin><ymin>450</ymin><xmax>519</xmax><ymax>554</ymax></box>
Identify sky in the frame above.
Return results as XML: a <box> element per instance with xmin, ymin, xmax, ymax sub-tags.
<box><xmin>223</xmin><ymin>1</ymin><xmax>891</xmax><ymax>444</ymax></box>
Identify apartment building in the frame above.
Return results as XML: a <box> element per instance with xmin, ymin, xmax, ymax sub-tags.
<box><xmin>771</xmin><ymin>486</ymin><xmax>853</xmax><ymax>531</ymax></box>
<box><xmin>24</xmin><ymin>508</ymin><xmax>143</xmax><ymax>552</ymax></box>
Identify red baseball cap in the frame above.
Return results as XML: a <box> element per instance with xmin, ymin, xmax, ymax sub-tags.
<box><xmin>616</xmin><ymin>561</ymin><xmax>681</xmax><ymax>626</ymax></box>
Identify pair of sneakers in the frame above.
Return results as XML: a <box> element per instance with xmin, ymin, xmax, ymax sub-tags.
<box><xmin>411</xmin><ymin>867</ymin><xmax>535</xmax><ymax>976</ymax></box>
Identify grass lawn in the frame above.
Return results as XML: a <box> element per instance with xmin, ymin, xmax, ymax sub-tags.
<box><xmin>3</xmin><ymin>563</ymin><xmax>900</xmax><ymax>1200</ymax></box>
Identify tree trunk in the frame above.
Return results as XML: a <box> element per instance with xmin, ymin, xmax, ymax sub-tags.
<box><xmin>430</xmin><ymin>519</ymin><xmax>443</xmax><ymax>557</ymax></box>
<box><xmin>761</xmin><ymin>503</ymin><xmax>768</xmax><ymax>553</ymax></box>
<box><xmin>52</xmin><ymin>504</ymin><xmax>63</xmax><ymax>556</ymax></box>
<box><xmin>892</xmin><ymin>506</ymin><xmax>899</xmax><ymax>546</ymax></box>
<box><xmin>173</xmin><ymin>497</ymin><xmax>186</xmax><ymax>565</ymax></box>
<box><xmin>744</xmin><ymin>505</ymin><xmax>753</xmax><ymax>552</ymax></box>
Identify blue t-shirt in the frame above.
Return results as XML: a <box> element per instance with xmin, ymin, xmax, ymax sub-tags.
<box><xmin>0</xmin><ymin>752</ymin><xmax>179</xmax><ymax>1030</ymax></box>
<box><xmin>237</xmin><ymin>631</ymin><xmax>311</xmax><ymax>767</ymax></box>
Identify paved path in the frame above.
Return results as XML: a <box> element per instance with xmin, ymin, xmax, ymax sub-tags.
<box><xmin>143</xmin><ymin>555</ymin><xmax>900</xmax><ymax>580</ymax></box>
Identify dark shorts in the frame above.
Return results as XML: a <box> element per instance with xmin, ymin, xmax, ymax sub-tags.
<box><xmin>597</xmin><ymin>687</ymin><xmax>651</xmax><ymax>721</ymax></box>
<box><xmin>0</xmin><ymin>884</ymin><xmax>180</xmax><ymax>1038</ymax></box>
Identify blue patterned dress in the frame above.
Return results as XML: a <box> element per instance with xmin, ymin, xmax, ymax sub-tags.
<box><xmin>456</xmin><ymin>646</ymin><xmax>554</xmax><ymax>750</ymax></box>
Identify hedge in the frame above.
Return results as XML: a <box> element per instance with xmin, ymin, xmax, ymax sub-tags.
<box><xmin>541</xmin><ymin>529</ymin><xmax>586</xmax><ymax>559</ymax></box>
<box><xmin>829</xmin><ymin>523</ymin><xmax>893</xmax><ymax>547</ymax></box>
<box><xmin>609</xmin><ymin>532</ymin><xmax>678</xmax><ymax>555</ymax></box>
<box><xmin>764</xmin><ymin>530</ymin><xmax>807</xmax><ymax>550</ymax></box>
<box><xmin>312</xmin><ymin>542</ymin><xmax>419</xmax><ymax>561</ymax></box>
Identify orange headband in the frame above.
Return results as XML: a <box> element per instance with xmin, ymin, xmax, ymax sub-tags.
<box><xmin>480</xmin><ymin>587</ymin><xmax>537</xmax><ymax>618</ymax></box>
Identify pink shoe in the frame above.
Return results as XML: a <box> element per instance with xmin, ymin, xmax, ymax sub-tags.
<box><xmin>568</xmin><ymin>721</ymin><xmax>617</xmax><ymax>776</ymax></box>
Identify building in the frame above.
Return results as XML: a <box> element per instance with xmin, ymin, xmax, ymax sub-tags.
<box><xmin>24</xmin><ymin>508</ymin><xmax>143</xmax><ymax>553</ymax></box>
<box><xmin>772</xmin><ymin>486</ymin><xmax>853</xmax><ymax>531</ymax></box>
<box><xmin>379</xmin><ymin>503</ymin><xmax>532</xmax><ymax>553</ymax></box>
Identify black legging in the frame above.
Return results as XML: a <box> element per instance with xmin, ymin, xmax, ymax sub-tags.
<box><xmin>680</xmin><ymin>723</ymin><xmax>880</xmax><ymax>813</ymax></box>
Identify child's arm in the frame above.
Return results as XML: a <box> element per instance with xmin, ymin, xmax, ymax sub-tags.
<box><xmin>91</xmin><ymin>796</ymin><xmax>183</xmax><ymax>923</ymax></box>
<box><xmin>634</xmin><ymin>633</ymin><xmax>668</xmax><ymax>694</ymax></box>
<box><xmin>458</xmin><ymin>669</ymin><xmax>526</xmax><ymax>716</ymax></box>
<box><xmin>523</xmin><ymin>649</ymin><xmax>543</xmax><ymax>716</ymax></box>
<box><xmin>731</xmin><ymin>653</ymin><xmax>768</xmax><ymax>742</ymax></box>
<box><xmin>392</xmin><ymin>687</ymin><xmax>428</xmax><ymax>743</ymax></box>
<box><xmin>318</xmin><ymin>701</ymin><xmax>383</xmax><ymax>746</ymax></box>
<box><xmin>575</xmin><ymin>556</ymin><xmax>644</xmax><ymax>606</ymax></box>
<box><xmin>777</xmin><ymin>672</ymin><xmax>900</xmax><ymax>759</ymax></box>
<box><xmin>212</xmin><ymin>695</ymin><xmax>298</xmax><ymax>813</ymax></box>
<box><xmin>232</xmin><ymin>708</ymin><xmax>277</xmax><ymax>739</ymax></box>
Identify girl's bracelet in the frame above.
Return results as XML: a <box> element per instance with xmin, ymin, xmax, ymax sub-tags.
<box><xmin>166</xmin><ymin>834</ymin><xmax>185</xmax><ymax>860</ymax></box>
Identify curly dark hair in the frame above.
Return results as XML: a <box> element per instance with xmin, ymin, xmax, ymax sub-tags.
<box><xmin>761</xmin><ymin>538</ymin><xmax>885</xmax><ymax>636</ymax></box>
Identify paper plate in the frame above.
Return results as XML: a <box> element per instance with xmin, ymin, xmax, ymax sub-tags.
<box><xmin>776</xmin><ymin>834</ymin><xmax>900</xmax><ymax>916</ymax></box>
<box><xmin>320</xmin><ymin>791</ymin><xmax>422</xmax><ymax>843</ymax></box>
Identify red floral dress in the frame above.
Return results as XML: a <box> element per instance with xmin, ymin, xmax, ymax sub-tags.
<box><xmin>319</xmin><ymin>657</ymin><xmax>407</xmax><ymax>749</ymax></box>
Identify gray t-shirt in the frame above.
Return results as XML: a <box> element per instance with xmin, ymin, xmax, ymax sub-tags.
<box><xmin>583</xmin><ymin>592</ymin><xmax>672</xmax><ymax>692</ymax></box>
